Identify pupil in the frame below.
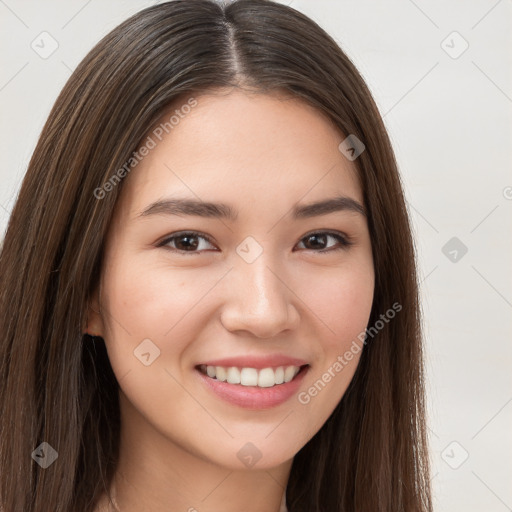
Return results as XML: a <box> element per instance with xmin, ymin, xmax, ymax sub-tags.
<box><xmin>306</xmin><ymin>234</ymin><xmax>326</xmax><ymax>249</ymax></box>
<box><xmin>177</xmin><ymin>235</ymin><xmax>198</xmax><ymax>250</ymax></box>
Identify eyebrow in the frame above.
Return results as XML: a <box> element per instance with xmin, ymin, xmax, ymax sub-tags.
<box><xmin>137</xmin><ymin>195</ymin><xmax>366</xmax><ymax>221</ymax></box>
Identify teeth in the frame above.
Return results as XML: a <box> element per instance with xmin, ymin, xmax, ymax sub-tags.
<box><xmin>215</xmin><ymin>366</ymin><xmax>227</xmax><ymax>382</ymax></box>
<box><xmin>284</xmin><ymin>366</ymin><xmax>297</xmax><ymax>383</ymax></box>
<box><xmin>240</xmin><ymin>367</ymin><xmax>258</xmax><ymax>386</ymax></box>
<box><xmin>201</xmin><ymin>365</ymin><xmax>302</xmax><ymax>387</ymax></box>
<box><xmin>258</xmin><ymin>368</ymin><xmax>275</xmax><ymax>388</ymax></box>
<box><xmin>227</xmin><ymin>367</ymin><xmax>241</xmax><ymax>384</ymax></box>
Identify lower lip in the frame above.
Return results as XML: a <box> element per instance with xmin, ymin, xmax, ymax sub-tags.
<box><xmin>195</xmin><ymin>366</ymin><xmax>309</xmax><ymax>410</ymax></box>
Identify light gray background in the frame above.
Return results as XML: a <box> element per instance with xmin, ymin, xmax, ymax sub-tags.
<box><xmin>1</xmin><ymin>1</ymin><xmax>511</xmax><ymax>510</ymax></box>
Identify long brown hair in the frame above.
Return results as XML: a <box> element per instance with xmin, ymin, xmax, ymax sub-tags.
<box><xmin>0</xmin><ymin>1</ymin><xmax>432</xmax><ymax>510</ymax></box>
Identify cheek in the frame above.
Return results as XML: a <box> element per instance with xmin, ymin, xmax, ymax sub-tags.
<box><xmin>289</xmin><ymin>261</ymin><xmax>373</xmax><ymax>423</ymax></box>
<box><xmin>103</xmin><ymin>257</ymin><xmax>203</xmax><ymax>336</ymax></box>
<box><xmin>99</xmin><ymin>256</ymin><xmax>206</xmax><ymax>380</ymax></box>
<box><xmin>99</xmin><ymin>259</ymin><xmax>212</xmax><ymax>424</ymax></box>
<box><xmin>298</xmin><ymin>261</ymin><xmax>374</xmax><ymax>350</ymax></box>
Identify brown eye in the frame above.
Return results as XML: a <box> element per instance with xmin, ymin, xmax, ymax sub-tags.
<box><xmin>158</xmin><ymin>230</ymin><xmax>353</xmax><ymax>256</ymax></box>
<box><xmin>296</xmin><ymin>231</ymin><xmax>353</xmax><ymax>252</ymax></box>
<box><xmin>159</xmin><ymin>232</ymin><xmax>216</xmax><ymax>254</ymax></box>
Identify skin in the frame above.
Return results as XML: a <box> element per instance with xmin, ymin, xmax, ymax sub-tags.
<box><xmin>87</xmin><ymin>88</ymin><xmax>375</xmax><ymax>512</ymax></box>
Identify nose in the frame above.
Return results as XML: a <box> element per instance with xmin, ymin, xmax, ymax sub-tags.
<box><xmin>219</xmin><ymin>256</ymin><xmax>300</xmax><ymax>339</ymax></box>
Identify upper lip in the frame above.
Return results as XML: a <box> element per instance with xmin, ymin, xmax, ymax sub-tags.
<box><xmin>196</xmin><ymin>354</ymin><xmax>309</xmax><ymax>370</ymax></box>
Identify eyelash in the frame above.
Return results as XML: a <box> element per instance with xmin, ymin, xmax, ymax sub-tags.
<box><xmin>157</xmin><ymin>230</ymin><xmax>354</xmax><ymax>255</ymax></box>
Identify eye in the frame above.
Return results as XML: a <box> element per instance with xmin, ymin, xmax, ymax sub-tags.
<box><xmin>295</xmin><ymin>231</ymin><xmax>353</xmax><ymax>253</ymax></box>
<box><xmin>158</xmin><ymin>230</ymin><xmax>353</xmax><ymax>255</ymax></box>
<box><xmin>158</xmin><ymin>231</ymin><xmax>217</xmax><ymax>254</ymax></box>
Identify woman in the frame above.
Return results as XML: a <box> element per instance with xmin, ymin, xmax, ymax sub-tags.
<box><xmin>0</xmin><ymin>1</ymin><xmax>433</xmax><ymax>511</ymax></box>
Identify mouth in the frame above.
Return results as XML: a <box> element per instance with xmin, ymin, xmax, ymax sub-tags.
<box><xmin>194</xmin><ymin>362</ymin><xmax>310</xmax><ymax>410</ymax></box>
<box><xmin>196</xmin><ymin>363</ymin><xmax>309</xmax><ymax>388</ymax></box>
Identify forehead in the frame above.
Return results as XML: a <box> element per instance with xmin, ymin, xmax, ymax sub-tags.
<box><xmin>116</xmin><ymin>89</ymin><xmax>363</xmax><ymax>220</ymax></box>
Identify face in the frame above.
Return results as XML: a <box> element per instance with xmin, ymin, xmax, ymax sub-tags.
<box><xmin>87</xmin><ymin>88</ymin><xmax>374</xmax><ymax>471</ymax></box>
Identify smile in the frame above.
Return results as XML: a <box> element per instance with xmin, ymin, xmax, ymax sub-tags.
<box><xmin>195</xmin><ymin>363</ymin><xmax>310</xmax><ymax>409</ymax></box>
<box><xmin>198</xmin><ymin>364</ymin><xmax>304</xmax><ymax>388</ymax></box>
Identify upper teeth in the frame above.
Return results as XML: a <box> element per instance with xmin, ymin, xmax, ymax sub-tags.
<box><xmin>200</xmin><ymin>365</ymin><xmax>301</xmax><ymax>387</ymax></box>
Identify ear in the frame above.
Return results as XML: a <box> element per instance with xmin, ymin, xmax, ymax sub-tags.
<box><xmin>83</xmin><ymin>285</ymin><xmax>105</xmax><ymax>337</ymax></box>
